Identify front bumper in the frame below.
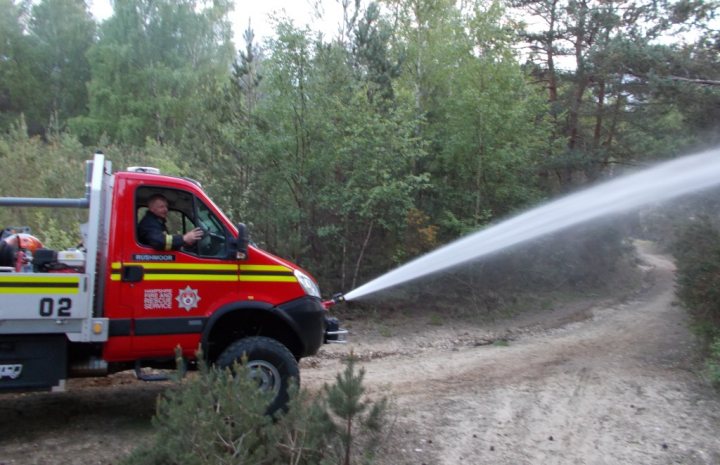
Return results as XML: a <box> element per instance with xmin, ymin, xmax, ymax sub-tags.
<box><xmin>277</xmin><ymin>296</ymin><xmax>348</xmax><ymax>357</ymax></box>
<box><xmin>324</xmin><ymin>316</ymin><xmax>348</xmax><ymax>344</ymax></box>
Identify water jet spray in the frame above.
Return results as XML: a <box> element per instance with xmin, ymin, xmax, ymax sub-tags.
<box><xmin>342</xmin><ymin>147</ymin><xmax>720</xmax><ymax>302</ymax></box>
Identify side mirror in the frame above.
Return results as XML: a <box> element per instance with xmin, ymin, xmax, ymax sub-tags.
<box><xmin>236</xmin><ymin>223</ymin><xmax>249</xmax><ymax>260</ymax></box>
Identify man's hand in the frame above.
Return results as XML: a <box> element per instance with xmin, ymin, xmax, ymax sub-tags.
<box><xmin>183</xmin><ymin>227</ymin><xmax>204</xmax><ymax>245</ymax></box>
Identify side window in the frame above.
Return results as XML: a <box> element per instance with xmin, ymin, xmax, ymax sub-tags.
<box><xmin>164</xmin><ymin>209</ymin><xmax>189</xmax><ymax>236</ymax></box>
<box><xmin>136</xmin><ymin>207</ymin><xmax>191</xmax><ymax>236</ymax></box>
<box><xmin>193</xmin><ymin>200</ymin><xmax>228</xmax><ymax>258</ymax></box>
<box><xmin>136</xmin><ymin>187</ymin><xmax>196</xmax><ymax>250</ymax></box>
<box><xmin>135</xmin><ymin>186</ymin><xmax>228</xmax><ymax>257</ymax></box>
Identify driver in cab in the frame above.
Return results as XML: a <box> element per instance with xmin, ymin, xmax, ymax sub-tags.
<box><xmin>138</xmin><ymin>194</ymin><xmax>203</xmax><ymax>251</ymax></box>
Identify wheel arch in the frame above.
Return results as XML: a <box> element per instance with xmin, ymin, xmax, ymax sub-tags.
<box><xmin>201</xmin><ymin>301</ymin><xmax>304</xmax><ymax>363</ymax></box>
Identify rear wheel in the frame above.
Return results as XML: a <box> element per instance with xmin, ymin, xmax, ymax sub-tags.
<box><xmin>216</xmin><ymin>336</ymin><xmax>299</xmax><ymax>414</ymax></box>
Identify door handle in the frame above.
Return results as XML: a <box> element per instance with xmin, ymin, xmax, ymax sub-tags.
<box><xmin>121</xmin><ymin>265</ymin><xmax>144</xmax><ymax>283</ymax></box>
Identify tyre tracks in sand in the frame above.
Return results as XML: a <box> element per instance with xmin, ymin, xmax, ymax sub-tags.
<box><xmin>303</xmin><ymin>246</ymin><xmax>720</xmax><ymax>465</ymax></box>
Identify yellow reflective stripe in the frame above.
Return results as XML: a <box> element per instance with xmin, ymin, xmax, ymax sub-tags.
<box><xmin>239</xmin><ymin>265</ymin><xmax>292</xmax><ymax>272</ymax></box>
<box><xmin>0</xmin><ymin>287</ymin><xmax>79</xmax><ymax>294</ymax></box>
<box><xmin>109</xmin><ymin>263</ymin><xmax>298</xmax><ymax>283</ymax></box>
<box><xmin>111</xmin><ymin>274</ymin><xmax>295</xmax><ymax>283</ymax></box>
<box><xmin>110</xmin><ymin>262</ymin><xmax>121</xmax><ymax>281</ymax></box>
<box><xmin>143</xmin><ymin>274</ymin><xmax>238</xmax><ymax>282</ymax></box>
<box><xmin>126</xmin><ymin>263</ymin><xmax>238</xmax><ymax>271</ymax></box>
<box><xmin>164</xmin><ymin>235</ymin><xmax>173</xmax><ymax>251</ymax></box>
<box><xmin>110</xmin><ymin>262</ymin><xmax>240</xmax><ymax>282</ymax></box>
<box><xmin>111</xmin><ymin>273</ymin><xmax>236</xmax><ymax>282</ymax></box>
<box><xmin>239</xmin><ymin>264</ymin><xmax>295</xmax><ymax>282</ymax></box>
<box><xmin>240</xmin><ymin>276</ymin><xmax>298</xmax><ymax>283</ymax></box>
<box><xmin>114</xmin><ymin>262</ymin><xmax>291</xmax><ymax>272</ymax></box>
<box><xmin>0</xmin><ymin>276</ymin><xmax>80</xmax><ymax>294</ymax></box>
<box><xmin>0</xmin><ymin>276</ymin><xmax>80</xmax><ymax>284</ymax></box>
<box><xmin>112</xmin><ymin>262</ymin><xmax>238</xmax><ymax>271</ymax></box>
<box><xmin>112</xmin><ymin>262</ymin><xmax>290</xmax><ymax>271</ymax></box>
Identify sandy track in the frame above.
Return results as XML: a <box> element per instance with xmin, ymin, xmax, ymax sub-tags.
<box><xmin>1</xmin><ymin>245</ymin><xmax>719</xmax><ymax>464</ymax></box>
<box><xmin>304</xmin><ymin>247</ymin><xmax>720</xmax><ymax>464</ymax></box>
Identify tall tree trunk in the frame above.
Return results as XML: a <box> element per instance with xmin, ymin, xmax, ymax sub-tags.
<box><xmin>593</xmin><ymin>80</ymin><xmax>605</xmax><ymax>150</ymax></box>
<box><xmin>567</xmin><ymin>0</ymin><xmax>599</xmax><ymax>152</ymax></box>
<box><xmin>605</xmin><ymin>87</ymin><xmax>623</xmax><ymax>154</ymax></box>
<box><xmin>587</xmin><ymin>79</ymin><xmax>606</xmax><ymax>180</ymax></box>
<box><xmin>352</xmin><ymin>220</ymin><xmax>374</xmax><ymax>291</ymax></box>
<box><xmin>545</xmin><ymin>0</ymin><xmax>559</xmax><ymax>105</ymax></box>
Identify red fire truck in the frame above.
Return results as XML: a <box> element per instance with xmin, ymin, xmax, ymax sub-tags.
<box><xmin>0</xmin><ymin>153</ymin><xmax>345</xmax><ymax>411</ymax></box>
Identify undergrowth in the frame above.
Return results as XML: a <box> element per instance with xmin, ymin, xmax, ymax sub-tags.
<box><xmin>672</xmin><ymin>215</ymin><xmax>720</xmax><ymax>387</ymax></box>
<box><xmin>706</xmin><ymin>339</ymin><xmax>720</xmax><ymax>388</ymax></box>
<box><xmin>120</xmin><ymin>355</ymin><xmax>389</xmax><ymax>465</ymax></box>
<box><xmin>343</xmin><ymin>222</ymin><xmax>641</xmax><ymax>323</ymax></box>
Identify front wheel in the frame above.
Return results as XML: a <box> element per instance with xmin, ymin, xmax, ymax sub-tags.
<box><xmin>216</xmin><ymin>336</ymin><xmax>299</xmax><ymax>414</ymax></box>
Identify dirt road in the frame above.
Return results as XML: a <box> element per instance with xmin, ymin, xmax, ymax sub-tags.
<box><xmin>1</xmin><ymin>245</ymin><xmax>719</xmax><ymax>464</ymax></box>
<box><xmin>305</xmin><ymin>245</ymin><xmax>720</xmax><ymax>465</ymax></box>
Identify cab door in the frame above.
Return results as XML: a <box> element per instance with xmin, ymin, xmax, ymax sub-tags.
<box><xmin>121</xmin><ymin>186</ymin><xmax>239</xmax><ymax>359</ymax></box>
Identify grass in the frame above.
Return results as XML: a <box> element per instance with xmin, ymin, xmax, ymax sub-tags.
<box><xmin>428</xmin><ymin>313</ymin><xmax>444</xmax><ymax>326</ymax></box>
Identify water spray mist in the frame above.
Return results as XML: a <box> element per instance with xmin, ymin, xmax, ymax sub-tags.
<box><xmin>344</xmin><ymin>147</ymin><xmax>720</xmax><ymax>301</ymax></box>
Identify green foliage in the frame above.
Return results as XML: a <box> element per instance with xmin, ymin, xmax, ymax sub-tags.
<box><xmin>100</xmin><ymin>140</ymin><xmax>189</xmax><ymax>177</ymax></box>
<box><xmin>32</xmin><ymin>212</ymin><xmax>78</xmax><ymax>250</ymax></box>
<box><xmin>121</xmin><ymin>360</ymin><xmax>278</xmax><ymax>465</ymax></box>
<box><xmin>1</xmin><ymin>0</ymin><xmax>716</xmax><ymax>296</ymax></box>
<box><xmin>0</xmin><ymin>0</ymin><xmax>43</xmax><ymax>133</ymax></box>
<box><xmin>0</xmin><ymin>0</ymin><xmax>95</xmax><ymax>136</ymax></box>
<box><xmin>121</xmin><ymin>356</ymin><xmax>389</xmax><ymax>465</ymax></box>
<box><xmin>672</xmin><ymin>216</ymin><xmax>720</xmax><ymax>387</ymax></box>
<box><xmin>672</xmin><ymin>216</ymin><xmax>720</xmax><ymax>325</ymax></box>
<box><xmin>0</xmin><ymin>129</ymin><xmax>191</xmax><ymax>248</ymax></box>
<box><xmin>371</xmin><ymin>221</ymin><xmax>640</xmax><ymax>320</ymax></box>
<box><xmin>29</xmin><ymin>0</ymin><xmax>95</xmax><ymax>134</ymax></box>
<box><xmin>514</xmin><ymin>0</ymin><xmax>719</xmax><ymax>188</ymax></box>
<box><xmin>391</xmin><ymin>0</ymin><xmax>547</xmax><ymax>238</ymax></box>
<box><xmin>73</xmin><ymin>0</ymin><xmax>235</xmax><ymax>146</ymax></box>
<box><xmin>0</xmin><ymin>128</ymin><xmax>88</xmax><ymax>245</ymax></box>
<box><xmin>706</xmin><ymin>337</ymin><xmax>720</xmax><ymax>387</ymax></box>
<box><xmin>229</xmin><ymin>20</ymin><xmax>429</xmax><ymax>289</ymax></box>
<box><xmin>322</xmin><ymin>356</ymin><xmax>389</xmax><ymax>465</ymax></box>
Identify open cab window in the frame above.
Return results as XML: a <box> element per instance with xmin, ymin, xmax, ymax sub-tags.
<box><xmin>135</xmin><ymin>187</ymin><xmax>229</xmax><ymax>259</ymax></box>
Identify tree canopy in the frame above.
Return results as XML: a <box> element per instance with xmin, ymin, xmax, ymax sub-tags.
<box><xmin>0</xmin><ymin>0</ymin><xmax>718</xmax><ymax>290</ymax></box>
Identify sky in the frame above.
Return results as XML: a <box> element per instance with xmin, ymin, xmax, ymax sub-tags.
<box><xmin>88</xmin><ymin>0</ymin><xmax>345</xmax><ymax>46</ymax></box>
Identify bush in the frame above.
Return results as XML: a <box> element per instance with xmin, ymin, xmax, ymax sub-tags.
<box><xmin>706</xmin><ymin>338</ymin><xmax>720</xmax><ymax>387</ymax></box>
<box><xmin>673</xmin><ymin>216</ymin><xmax>720</xmax><ymax>386</ymax></box>
<box><xmin>120</xmin><ymin>354</ymin><xmax>389</xmax><ymax>465</ymax></box>
<box><xmin>322</xmin><ymin>357</ymin><xmax>389</xmax><ymax>465</ymax></box>
<box><xmin>672</xmin><ymin>216</ymin><xmax>720</xmax><ymax>325</ymax></box>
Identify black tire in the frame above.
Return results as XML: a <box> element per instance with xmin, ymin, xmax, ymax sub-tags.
<box><xmin>215</xmin><ymin>336</ymin><xmax>299</xmax><ymax>414</ymax></box>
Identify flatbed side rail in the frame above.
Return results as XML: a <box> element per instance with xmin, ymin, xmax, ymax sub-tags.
<box><xmin>0</xmin><ymin>153</ymin><xmax>110</xmax><ymax>343</ymax></box>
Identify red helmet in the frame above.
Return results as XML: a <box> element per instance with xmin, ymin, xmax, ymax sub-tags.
<box><xmin>2</xmin><ymin>233</ymin><xmax>44</xmax><ymax>252</ymax></box>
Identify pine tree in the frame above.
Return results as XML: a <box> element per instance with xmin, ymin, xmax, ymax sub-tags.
<box><xmin>323</xmin><ymin>355</ymin><xmax>389</xmax><ymax>465</ymax></box>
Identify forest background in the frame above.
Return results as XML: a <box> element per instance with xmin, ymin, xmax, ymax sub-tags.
<box><xmin>0</xmin><ymin>0</ymin><xmax>718</xmax><ymax>299</ymax></box>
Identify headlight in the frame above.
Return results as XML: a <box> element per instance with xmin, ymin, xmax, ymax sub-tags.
<box><xmin>294</xmin><ymin>270</ymin><xmax>321</xmax><ymax>298</ymax></box>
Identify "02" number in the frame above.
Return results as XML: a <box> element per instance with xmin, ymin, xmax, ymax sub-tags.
<box><xmin>38</xmin><ymin>297</ymin><xmax>72</xmax><ymax>317</ymax></box>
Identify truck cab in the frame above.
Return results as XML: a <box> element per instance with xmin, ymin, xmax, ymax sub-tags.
<box><xmin>0</xmin><ymin>154</ymin><xmax>345</xmax><ymax>412</ymax></box>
